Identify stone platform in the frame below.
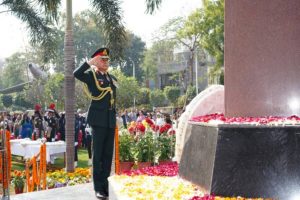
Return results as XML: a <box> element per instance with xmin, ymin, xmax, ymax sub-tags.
<box><xmin>10</xmin><ymin>183</ymin><xmax>97</xmax><ymax>200</ymax></box>
<box><xmin>179</xmin><ymin>122</ymin><xmax>300</xmax><ymax>199</ymax></box>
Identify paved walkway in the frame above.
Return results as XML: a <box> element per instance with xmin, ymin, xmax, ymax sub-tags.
<box><xmin>10</xmin><ymin>183</ymin><xmax>98</xmax><ymax>200</ymax></box>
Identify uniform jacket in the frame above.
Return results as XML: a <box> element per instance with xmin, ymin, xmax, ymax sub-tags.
<box><xmin>73</xmin><ymin>62</ymin><xmax>117</xmax><ymax>128</ymax></box>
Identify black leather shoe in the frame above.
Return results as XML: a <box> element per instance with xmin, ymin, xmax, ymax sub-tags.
<box><xmin>95</xmin><ymin>191</ymin><xmax>107</xmax><ymax>200</ymax></box>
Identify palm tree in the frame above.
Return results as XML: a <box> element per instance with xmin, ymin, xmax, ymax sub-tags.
<box><xmin>145</xmin><ymin>0</ymin><xmax>163</xmax><ymax>14</ymax></box>
<box><xmin>0</xmin><ymin>0</ymin><xmax>60</xmax><ymax>62</ymax></box>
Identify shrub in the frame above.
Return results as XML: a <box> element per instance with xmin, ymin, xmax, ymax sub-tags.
<box><xmin>164</xmin><ymin>86</ymin><xmax>181</xmax><ymax>106</ymax></box>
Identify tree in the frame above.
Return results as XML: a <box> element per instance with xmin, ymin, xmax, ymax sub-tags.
<box><xmin>200</xmin><ymin>0</ymin><xmax>224</xmax><ymax>82</ymax></box>
<box><xmin>164</xmin><ymin>86</ymin><xmax>180</xmax><ymax>106</ymax></box>
<box><xmin>14</xmin><ymin>93</ymin><xmax>33</xmax><ymax>109</ymax></box>
<box><xmin>50</xmin><ymin>11</ymin><xmax>106</xmax><ymax>72</ymax></box>
<box><xmin>1</xmin><ymin>53</ymin><xmax>29</xmax><ymax>88</ymax></box>
<box><xmin>74</xmin><ymin>80</ymin><xmax>90</xmax><ymax>111</ymax></box>
<box><xmin>0</xmin><ymin>0</ymin><xmax>60</xmax><ymax>62</ymax></box>
<box><xmin>110</xmin><ymin>69</ymin><xmax>140</xmax><ymax>109</ymax></box>
<box><xmin>43</xmin><ymin>73</ymin><xmax>65</xmax><ymax>110</ymax></box>
<box><xmin>120</xmin><ymin>33</ymin><xmax>146</xmax><ymax>83</ymax></box>
<box><xmin>142</xmin><ymin>40</ymin><xmax>174</xmax><ymax>88</ymax></box>
<box><xmin>149</xmin><ymin>89</ymin><xmax>166</xmax><ymax>107</ymax></box>
<box><xmin>1</xmin><ymin>95</ymin><xmax>13</xmax><ymax>108</ymax></box>
<box><xmin>137</xmin><ymin>88</ymin><xmax>151</xmax><ymax>105</ymax></box>
<box><xmin>201</xmin><ymin>0</ymin><xmax>224</xmax><ymax>67</ymax></box>
<box><xmin>23</xmin><ymin>79</ymin><xmax>47</xmax><ymax>109</ymax></box>
<box><xmin>153</xmin><ymin>16</ymin><xmax>202</xmax><ymax>87</ymax></box>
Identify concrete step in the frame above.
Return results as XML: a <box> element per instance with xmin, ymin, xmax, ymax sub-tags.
<box><xmin>11</xmin><ymin>183</ymin><xmax>97</xmax><ymax>200</ymax></box>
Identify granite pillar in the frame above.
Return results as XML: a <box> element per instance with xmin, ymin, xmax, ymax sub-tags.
<box><xmin>225</xmin><ymin>0</ymin><xmax>300</xmax><ymax>117</ymax></box>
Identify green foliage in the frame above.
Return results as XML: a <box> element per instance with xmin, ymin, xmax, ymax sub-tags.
<box><xmin>2</xmin><ymin>53</ymin><xmax>28</xmax><ymax>88</ymax></box>
<box><xmin>137</xmin><ymin>88</ymin><xmax>150</xmax><ymax>105</ymax></box>
<box><xmin>110</xmin><ymin>69</ymin><xmax>140</xmax><ymax>109</ymax></box>
<box><xmin>43</xmin><ymin>73</ymin><xmax>65</xmax><ymax>110</ymax></box>
<box><xmin>14</xmin><ymin>93</ymin><xmax>33</xmax><ymax>109</ymax></box>
<box><xmin>135</xmin><ymin>104</ymin><xmax>153</xmax><ymax>112</ymax></box>
<box><xmin>75</xmin><ymin>81</ymin><xmax>90</xmax><ymax>112</ymax></box>
<box><xmin>149</xmin><ymin>89</ymin><xmax>166</xmax><ymax>107</ymax></box>
<box><xmin>1</xmin><ymin>0</ymin><xmax>59</xmax><ymax>62</ymax></box>
<box><xmin>157</xmin><ymin>133</ymin><xmax>176</xmax><ymax>161</ymax></box>
<box><xmin>119</xmin><ymin>132</ymin><xmax>135</xmax><ymax>162</ymax></box>
<box><xmin>2</xmin><ymin>95</ymin><xmax>13</xmax><ymax>107</ymax></box>
<box><xmin>120</xmin><ymin>32</ymin><xmax>146</xmax><ymax>83</ymax></box>
<box><xmin>141</xmin><ymin>40</ymin><xmax>174</xmax><ymax>83</ymax></box>
<box><xmin>11</xmin><ymin>170</ymin><xmax>25</xmax><ymax>189</ymax></box>
<box><xmin>135</xmin><ymin>132</ymin><xmax>155</xmax><ymax>162</ymax></box>
<box><xmin>164</xmin><ymin>86</ymin><xmax>181</xmax><ymax>106</ymax></box>
<box><xmin>53</xmin><ymin>11</ymin><xmax>107</xmax><ymax>72</ymax></box>
<box><xmin>186</xmin><ymin>85</ymin><xmax>197</xmax><ymax>102</ymax></box>
<box><xmin>177</xmin><ymin>95</ymin><xmax>187</xmax><ymax>108</ymax></box>
<box><xmin>23</xmin><ymin>79</ymin><xmax>47</xmax><ymax>110</ymax></box>
<box><xmin>176</xmin><ymin>85</ymin><xmax>196</xmax><ymax>107</ymax></box>
<box><xmin>199</xmin><ymin>0</ymin><xmax>224</xmax><ymax>68</ymax></box>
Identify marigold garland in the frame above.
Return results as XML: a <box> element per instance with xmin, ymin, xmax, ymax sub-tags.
<box><xmin>25</xmin><ymin>143</ymin><xmax>47</xmax><ymax>192</ymax></box>
<box><xmin>32</xmin><ymin>156</ymin><xmax>37</xmax><ymax>185</ymax></box>
<box><xmin>0</xmin><ymin>129</ymin><xmax>11</xmax><ymax>189</ymax></box>
<box><xmin>5</xmin><ymin>130</ymin><xmax>11</xmax><ymax>181</ymax></box>
<box><xmin>115</xmin><ymin>125</ymin><xmax>120</xmax><ymax>174</ymax></box>
<box><xmin>39</xmin><ymin>144</ymin><xmax>47</xmax><ymax>190</ymax></box>
<box><xmin>25</xmin><ymin>162</ymin><xmax>30</xmax><ymax>192</ymax></box>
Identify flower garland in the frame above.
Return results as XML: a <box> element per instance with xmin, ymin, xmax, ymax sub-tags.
<box><xmin>5</xmin><ymin>130</ymin><xmax>11</xmax><ymax>181</ymax></box>
<box><xmin>39</xmin><ymin>144</ymin><xmax>47</xmax><ymax>190</ymax></box>
<box><xmin>25</xmin><ymin>160</ymin><xmax>34</xmax><ymax>192</ymax></box>
<box><xmin>0</xmin><ymin>129</ymin><xmax>12</xmax><ymax>189</ymax></box>
<box><xmin>25</xmin><ymin>143</ymin><xmax>47</xmax><ymax>192</ymax></box>
<box><xmin>115</xmin><ymin>125</ymin><xmax>120</xmax><ymax>174</ymax></box>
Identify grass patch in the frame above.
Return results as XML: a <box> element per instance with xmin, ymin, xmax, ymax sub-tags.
<box><xmin>11</xmin><ymin>148</ymin><xmax>90</xmax><ymax>171</ymax></box>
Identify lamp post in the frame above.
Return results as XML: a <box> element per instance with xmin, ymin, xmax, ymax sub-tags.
<box><xmin>129</xmin><ymin>58</ymin><xmax>136</xmax><ymax>109</ymax></box>
<box><xmin>194</xmin><ymin>49</ymin><xmax>199</xmax><ymax>94</ymax></box>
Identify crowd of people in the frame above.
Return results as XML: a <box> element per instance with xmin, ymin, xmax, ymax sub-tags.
<box><xmin>0</xmin><ymin>104</ymin><xmax>183</xmax><ymax>168</ymax></box>
<box><xmin>0</xmin><ymin>106</ymin><xmax>184</xmax><ymax>143</ymax></box>
<box><xmin>116</xmin><ymin>107</ymin><xmax>184</xmax><ymax>130</ymax></box>
<box><xmin>0</xmin><ymin>104</ymin><xmax>90</xmax><ymax>166</ymax></box>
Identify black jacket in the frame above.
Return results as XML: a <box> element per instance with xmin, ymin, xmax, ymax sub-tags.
<box><xmin>73</xmin><ymin>62</ymin><xmax>117</xmax><ymax>128</ymax></box>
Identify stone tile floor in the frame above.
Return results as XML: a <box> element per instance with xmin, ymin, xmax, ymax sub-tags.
<box><xmin>10</xmin><ymin>183</ymin><xmax>98</xmax><ymax>200</ymax></box>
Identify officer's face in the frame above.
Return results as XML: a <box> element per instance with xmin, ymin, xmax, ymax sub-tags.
<box><xmin>100</xmin><ymin>58</ymin><xmax>109</xmax><ymax>69</ymax></box>
<box><xmin>95</xmin><ymin>56</ymin><xmax>109</xmax><ymax>71</ymax></box>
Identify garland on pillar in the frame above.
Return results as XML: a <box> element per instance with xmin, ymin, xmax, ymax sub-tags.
<box><xmin>39</xmin><ymin>144</ymin><xmax>47</xmax><ymax>190</ymax></box>
<box><xmin>26</xmin><ymin>142</ymin><xmax>47</xmax><ymax>192</ymax></box>
<box><xmin>115</xmin><ymin>125</ymin><xmax>120</xmax><ymax>174</ymax></box>
<box><xmin>0</xmin><ymin>129</ymin><xmax>11</xmax><ymax>189</ymax></box>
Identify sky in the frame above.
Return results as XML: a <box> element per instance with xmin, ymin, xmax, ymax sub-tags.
<box><xmin>0</xmin><ymin>0</ymin><xmax>202</xmax><ymax>59</ymax></box>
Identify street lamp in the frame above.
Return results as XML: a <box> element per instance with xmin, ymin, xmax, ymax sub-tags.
<box><xmin>128</xmin><ymin>58</ymin><xmax>136</xmax><ymax>109</ymax></box>
<box><xmin>194</xmin><ymin>49</ymin><xmax>198</xmax><ymax>94</ymax></box>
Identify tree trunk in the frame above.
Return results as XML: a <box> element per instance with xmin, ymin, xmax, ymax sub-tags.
<box><xmin>64</xmin><ymin>0</ymin><xmax>75</xmax><ymax>172</ymax></box>
<box><xmin>188</xmin><ymin>50</ymin><xmax>195</xmax><ymax>86</ymax></box>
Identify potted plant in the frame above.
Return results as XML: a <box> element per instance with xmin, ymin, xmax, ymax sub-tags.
<box><xmin>157</xmin><ymin>132</ymin><xmax>176</xmax><ymax>165</ymax></box>
<box><xmin>11</xmin><ymin>170</ymin><xmax>25</xmax><ymax>194</ymax></box>
<box><xmin>118</xmin><ymin>132</ymin><xmax>135</xmax><ymax>172</ymax></box>
<box><xmin>135</xmin><ymin>131</ymin><xmax>155</xmax><ymax>169</ymax></box>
